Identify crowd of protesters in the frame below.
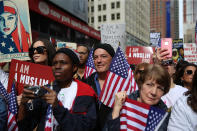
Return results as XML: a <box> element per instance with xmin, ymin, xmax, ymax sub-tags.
<box><xmin>0</xmin><ymin>38</ymin><xmax>197</xmax><ymax>131</ymax></box>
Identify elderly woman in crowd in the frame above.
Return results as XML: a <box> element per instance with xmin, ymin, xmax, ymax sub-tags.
<box><xmin>106</xmin><ymin>64</ymin><xmax>171</xmax><ymax>131</ymax></box>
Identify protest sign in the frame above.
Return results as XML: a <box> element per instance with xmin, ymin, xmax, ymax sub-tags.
<box><xmin>150</xmin><ymin>32</ymin><xmax>161</xmax><ymax>47</ymax></box>
<box><xmin>0</xmin><ymin>0</ymin><xmax>32</xmax><ymax>62</ymax></box>
<box><xmin>101</xmin><ymin>23</ymin><xmax>126</xmax><ymax>51</ymax></box>
<box><xmin>183</xmin><ymin>43</ymin><xmax>197</xmax><ymax>64</ymax></box>
<box><xmin>56</xmin><ymin>42</ymin><xmax>77</xmax><ymax>50</ymax></box>
<box><xmin>7</xmin><ymin>59</ymin><xmax>55</xmax><ymax>94</ymax></box>
<box><xmin>126</xmin><ymin>46</ymin><xmax>155</xmax><ymax>65</ymax></box>
<box><xmin>172</xmin><ymin>39</ymin><xmax>184</xmax><ymax>63</ymax></box>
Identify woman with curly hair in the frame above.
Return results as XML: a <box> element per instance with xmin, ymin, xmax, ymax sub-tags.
<box><xmin>173</xmin><ymin>63</ymin><xmax>197</xmax><ymax>90</ymax></box>
<box><xmin>168</xmin><ymin>70</ymin><xmax>197</xmax><ymax>130</ymax></box>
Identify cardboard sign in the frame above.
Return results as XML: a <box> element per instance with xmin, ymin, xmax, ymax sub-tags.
<box><xmin>183</xmin><ymin>43</ymin><xmax>197</xmax><ymax>64</ymax></box>
<box><xmin>126</xmin><ymin>46</ymin><xmax>155</xmax><ymax>65</ymax></box>
<box><xmin>101</xmin><ymin>24</ymin><xmax>126</xmax><ymax>51</ymax></box>
<box><xmin>8</xmin><ymin>59</ymin><xmax>55</xmax><ymax>94</ymax></box>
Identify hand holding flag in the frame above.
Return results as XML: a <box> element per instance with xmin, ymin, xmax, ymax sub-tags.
<box><xmin>100</xmin><ymin>47</ymin><xmax>138</xmax><ymax>108</ymax></box>
<box><xmin>120</xmin><ymin>98</ymin><xmax>167</xmax><ymax>131</ymax></box>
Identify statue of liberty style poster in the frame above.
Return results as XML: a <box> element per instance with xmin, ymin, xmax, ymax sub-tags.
<box><xmin>0</xmin><ymin>0</ymin><xmax>32</xmax><ymax>62</ymax></box>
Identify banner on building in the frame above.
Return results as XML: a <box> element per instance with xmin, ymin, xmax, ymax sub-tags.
<box><xmin>101</xmin><ymin>24</ymin><xmax>126</xmax><ymax>51</ymax></box>
<box><xmin>150</xmin><ymin>32</ymin><xmax>161</xmax><ymax>47</ymax></box>
<box><xmin>7</xmin><ymin>59</ymin><xmax>55</xmax><ymax>94</ymax></box>
<box><xmin>183</xmin><ymin>43</ymin><xmax>197</xmax><ymax>64</ymax></box>
<box><xmin>0</xmin><ymin>0</ymin><xmax>32</xmax><ymax>62</ymax></box>
<box><xmin>126</xmin><ymin>46</ymin><xmax>155</xmax><ymax>65</ymax></box>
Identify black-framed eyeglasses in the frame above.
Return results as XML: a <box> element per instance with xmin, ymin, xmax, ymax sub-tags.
<box><xmin>29</xmin><ymin>46</ymin><xmax>46</xmax><ymax>57</ymax></box>
<box><xmin>185</xmin><ymin>70</ymin><xmax>194</xmax><ymax>75</ymax></box>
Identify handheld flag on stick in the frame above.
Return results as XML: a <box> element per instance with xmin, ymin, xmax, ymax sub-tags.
<box><xmin>120</xmin><ymin>98</ymin><xmax>167</xmax><ymax>131</ymax></box>
<box><xmin>100</xmin><ymin>47</ymin><xmax>138</xmax><ymax>107</ymax></box>
<box><xmin>84</xmin><ymin>49</ymin><xmax>96</xmax><ymax>79</ymax></box>
<box><xmin>8</xmin><ymin>82</ymin><xmax>18</xmax><ymax>131</ymax></box>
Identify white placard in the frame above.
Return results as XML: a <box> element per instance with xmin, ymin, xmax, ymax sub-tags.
<box><xmin>183</xmin><ymin>43</ymin><xmax>197</xmax><ymax>64</ymax></box>
<box><xmin>101</xmin><ymin>24</ymin><xmax>126</xmax><ymax>51</ymax></box>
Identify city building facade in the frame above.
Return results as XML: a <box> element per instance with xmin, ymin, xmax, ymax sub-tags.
<box><xmin>150</xmin><ymin>0</ymin><xmax>179</xmax><ymax>39</ymax></box>
<box><xmin>88</xmin><ymin>0</ymin><xmax>150</xmax><ymax>46</ymax></box>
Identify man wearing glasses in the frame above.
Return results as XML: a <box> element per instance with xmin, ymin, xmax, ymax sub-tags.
<box><xmin>75</xmin><ymin>44</ymin><xmax>90</xmax><ymax>82</ymax></box>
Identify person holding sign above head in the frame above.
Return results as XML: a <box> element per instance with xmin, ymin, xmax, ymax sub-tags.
<box><xmin>0</xmin><ymin>0</ymin><xmax>31</xmax><ymax>54</ymax></box>
<box><xmin>106</xmin><ymin>64</ymin><xmax>171</xmax><ymax>131</ymax></box>
<box><xmin>17</xmin><ymin>48</ymin><xmax>98</xmax><ymax>131</ymax></box>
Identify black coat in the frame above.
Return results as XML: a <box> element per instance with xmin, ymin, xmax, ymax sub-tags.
<box><xmin>18</xmin><ymin>80</ymin><xmax>97</xmax><ymax>131</ymax></box>
<box><xmin>85</xmin><ymin>72</ymin><xmax>112</xmax><ymax>131</ymax></box>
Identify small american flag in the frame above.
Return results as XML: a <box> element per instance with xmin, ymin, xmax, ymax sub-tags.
<box><xmin>45</xmin><ymin>105</ymin><xmax>53</xmax><ymax>131</ymax></box>
<box><xmin>0</xmin><ymin>81</ymin><xmax>9</xmax><ymax>102</ymax></box>
<box><xmin>195</xmin><ymin>21</ymin><xmax>197</xmax><ymax>44</ymax></box>
<box><xmin>99</xmin><ymin>47</ymin><xmax>137</xmax><ymax>107</ymax></box>
<box><xmin>8</xmin><ymin>82</ymin><xmax>18</xmax><ymax>131</ymax></box>
<box><xmin>84</xmin><ymin>49</ymin><xmax>96</xmax><ymax>79</ymax></box>
<box><xmin>120</xmin><ymin>98</ymin><xmax>167</xmax><ymax>131</ymax></box>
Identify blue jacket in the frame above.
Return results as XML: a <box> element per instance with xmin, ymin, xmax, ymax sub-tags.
<box><xmin>18</xmin><ymin>79</ymin><xmax>97</xmax><ymax>131</ymax></box>
<box><xmin>0</xmin><ymin>94</ymin><xmax>7</xmax><ymax>131</ymax></box>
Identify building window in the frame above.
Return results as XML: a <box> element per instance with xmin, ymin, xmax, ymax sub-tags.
<box><xmin>103</xmin><ymin>4</ymin><xmax>106</xmax><ymax>10</ymax></box>
<box><xmin>117</xmin><ymin>13</ymin><xmax>120</xmax><ymax>19</ymax></box>
<box><xmin>103</xmin><ymin>15</ymin><xmax>106</xmax><ymax>21</ymax></box>
<box><xmin>91</xmin><ymin>17</ymin><xmax>94</xmax><ymax>23</ymax></box>
<box><xmin>111</xmin><ymin>2</ymin><xmax>115</xmax><ymax>9</ymax></box>
<box><xmin>98</xmin><ymin>16</ymin><xmax>102</xmax><ymax>22</ymax></box>
<box><xmin>98</xmin><ymin>5</ymin><xmax>101</xmax><ymax>11</ymax></box>
<box><xmin>98</xmin><ymin>26</ymin><xmax>100</xmax><ymax>30</ymax></box>
<box><xmin>91</xmin><ymin>6</ymin><xmax>94</xmax><ymax>12</ymax></box>
<box><xmin>116</xmin><ymin>1</ymin><xmax>120</xmax><ymax>8</ymax></box>
<box><xmin>111</xmin><ymin>13</ymin><xmax>115</xmax><ymax>20</ymax></box>
<box><xmin>91</xmin><ymin>0</ymin><xmax>94</xmax><ymax>1</ymax></box>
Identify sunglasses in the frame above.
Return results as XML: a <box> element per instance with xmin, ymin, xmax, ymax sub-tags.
<box><xmin>29</xmin><ymin>46</ymin><xmax>46</xmax><ymax>56</ymax></box>
<box><xmin>185</xmin><ymin>70</ymin><xmax>194</xmax><ymax>75</ymax></box>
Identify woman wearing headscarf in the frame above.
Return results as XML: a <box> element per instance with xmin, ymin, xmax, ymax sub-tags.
<box><xmin>0</xmin><ymin>0</ymin><xmax>31</xmax><ymax>54</ymax></box>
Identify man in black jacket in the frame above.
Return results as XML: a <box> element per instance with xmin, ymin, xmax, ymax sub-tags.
<box><xmin>85</xmin><ymin>43</ymin><xmax>115</xmax><ymax>130</ymax></box>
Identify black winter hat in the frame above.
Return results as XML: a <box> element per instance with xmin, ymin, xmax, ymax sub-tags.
<box><xmin>55</xmin><ymin>48</ymin><xmax>80</xmax><ymax>65</ymax></box>
<box><xmin>93</xmin><ymin>43</ymin><xmax>115</xmax><ymax>57</ymax></box>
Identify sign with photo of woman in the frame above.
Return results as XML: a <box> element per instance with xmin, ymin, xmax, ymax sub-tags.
<box><xmin>0</xmin><ymin>0</ymin><xmax>32</xmax><ymax>62</ymax></box>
